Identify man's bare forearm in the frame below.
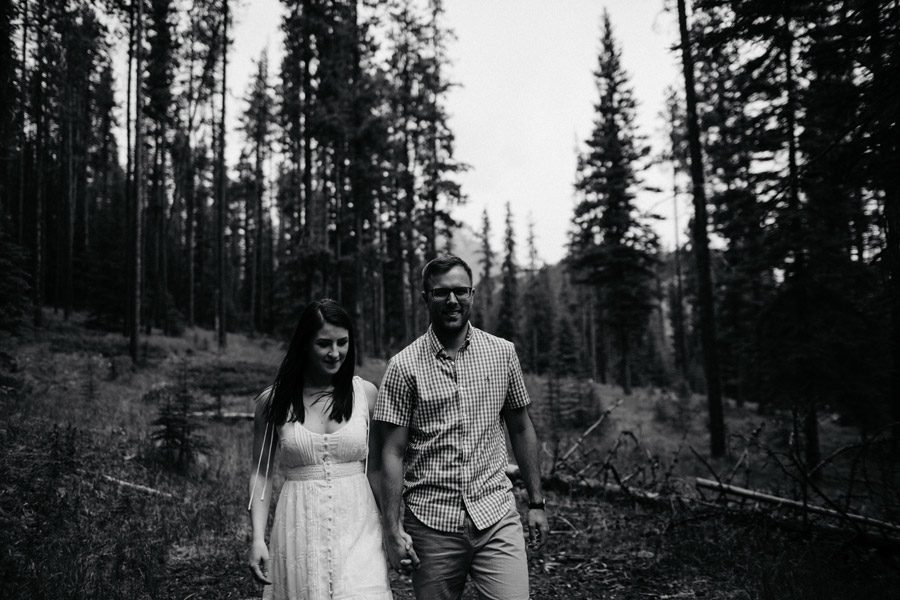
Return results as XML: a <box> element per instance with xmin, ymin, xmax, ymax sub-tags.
<box><xmin>507</xmin><ymin>408</ymin><xmax>544</xmax><ymax>502</ymax></box>
<box><xmin>381</xmin><ymin>450</ymin><xmax>405</xmax><ymax>531</ymax></box>
<box><xmin>376</xmin><ymin>422</ymin><xmax>408</xmax><ymax>532</ymax></box>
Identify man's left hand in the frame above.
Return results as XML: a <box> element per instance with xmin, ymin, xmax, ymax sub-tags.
<box><xmin>527</xmin><ymin>508</ymin><xmax>549</xmax><ymax>550</ymax></box>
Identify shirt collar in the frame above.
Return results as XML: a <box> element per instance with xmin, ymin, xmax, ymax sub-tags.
<box><xmin>426</xmin><ymin>322</ymin><xmax>474</xmax><ymax>357</ymax></box>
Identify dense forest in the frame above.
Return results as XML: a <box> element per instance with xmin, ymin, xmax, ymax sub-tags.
<box><xmin>0</xmin><ymin>0</ymin><xmax>898</xmax><ymax>467</ymax></box>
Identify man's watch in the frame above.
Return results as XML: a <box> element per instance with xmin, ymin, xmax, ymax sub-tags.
<box><xmin>528</xmin><ymin>498</ymin><xmax>546</xmax><ymax>510</ymax></box>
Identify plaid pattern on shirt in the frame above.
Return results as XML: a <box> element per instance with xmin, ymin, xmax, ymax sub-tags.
<box><xmin>374</xmin><ymin>323</ymin><xmax>531</xmax><ymax>532</ymax></box>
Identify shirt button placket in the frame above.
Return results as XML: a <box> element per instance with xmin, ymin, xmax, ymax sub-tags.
<box><xmin>452</xmin><ymin>359</ymin><xmax>467</xmax><ymax>523</ymax></box>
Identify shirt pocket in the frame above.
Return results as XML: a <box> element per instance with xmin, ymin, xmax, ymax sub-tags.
<box><xmin>476</xmin><ymin>363</ymin><xmax>509</xmax><ymax>412</ymax></box>
<box><xmin>410</xmin><ymin>370</ymin><xmax>458</xmax><ymax>440</ymax></box>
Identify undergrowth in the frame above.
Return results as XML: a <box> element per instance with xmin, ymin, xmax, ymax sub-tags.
<box><xmin>1</xmin><ymin>312</ymin><xmax>898</xmax><ymax>599</ymax></box>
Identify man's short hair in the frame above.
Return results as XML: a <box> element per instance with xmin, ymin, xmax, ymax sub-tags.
<box><xmin>421</xmin><ymin>254</ymin><xmax>473</xmax><ymax>291</ymax></box>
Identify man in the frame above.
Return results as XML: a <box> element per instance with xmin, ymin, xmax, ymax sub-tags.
<box><xmin>372</xmin><ymin>254</ymin><xmax>549</xmax><ymax>600</ymax></box>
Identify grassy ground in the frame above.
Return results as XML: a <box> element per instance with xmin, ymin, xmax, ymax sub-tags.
<box><xmin>1</xmin><ymin>311</ymin><xmax>898</xmax><ymax>599</ymax></box>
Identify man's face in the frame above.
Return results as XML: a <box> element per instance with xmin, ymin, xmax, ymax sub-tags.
<box><xmin>424</xmin><ymin>266</ymin><xmax>474</xmax><ymax>335</ymax></box>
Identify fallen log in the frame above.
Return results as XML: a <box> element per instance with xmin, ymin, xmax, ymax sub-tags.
<box><xmin>695</xmin><ymin>477</ymin><xmax>900</xmax><ymax>534</ymax></box>
<box><xmin>507</xmin><ymin>466</ymin><xmax>663</xmax><ymax>504</ymax></box>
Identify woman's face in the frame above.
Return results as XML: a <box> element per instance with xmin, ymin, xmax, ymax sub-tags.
<box><xmin>306</xmin><ymin>321</ymin><xmax>350</xmax><ymax>381</ymax></box>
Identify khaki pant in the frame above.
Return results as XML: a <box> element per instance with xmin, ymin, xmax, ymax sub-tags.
<box><xmin>404</xmin><ymin>504</ymin><xmax>529</xmax><ymax>600</ymax></box>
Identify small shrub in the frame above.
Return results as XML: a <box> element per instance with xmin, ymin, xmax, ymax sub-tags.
<box><xmin>147</xmin><ymin>364</ymin><xmax>209</xmax><ymax>471</ymax></box>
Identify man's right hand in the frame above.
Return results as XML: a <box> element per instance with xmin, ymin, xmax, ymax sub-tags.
<box><xmin>385</xmin><ymin>527</ymin><xmax>420</xmax><ymax>574</ymax></box>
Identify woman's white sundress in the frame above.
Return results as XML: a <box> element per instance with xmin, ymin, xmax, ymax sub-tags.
<box><xmin>265</xmin><ymin>376</ymin><xmax>392</xmax><ymax>600</ymax></box>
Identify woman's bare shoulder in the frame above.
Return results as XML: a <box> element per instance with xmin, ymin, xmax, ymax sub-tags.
<box><xmin>357</xmin><ymin>378</ymin><xmax>378</xmax><ymax>411</ymax></box>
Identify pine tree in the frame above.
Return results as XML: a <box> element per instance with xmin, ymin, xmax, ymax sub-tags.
<box><xmin>495</xmin><ymin>201</ymin><xmax>519</xmax><ymax>345</ymax></box>
<box><xmin>418</xmin><ymin>0</ymin><xmax>464</xmax><ymax>260</ymax></box>
<box><xmin>570</xmin><ymin>11</ymin><xmax>659</xmax><ymax>396</ymax></box>
<box><xmin>143</xmin><ymin>0</ymin><xmax>177</xmax><ymax>333</ymax></box>
<box><xmin>521</xmin><ymin>218</ymin><xmax>553</xmax><ymax>373</ymax></box>
<box><xmin>215</xmin><ymin>0</ymin><xmax>228</xmax><ymax>350</ymax></box>
<box><xmin>130</xmin><ymin>0</ymin><xmax>146</xmax><ymax>360</ymax></box>
<box><xmin>239</xmin><ymin>51</ymin><xmax>274</xmax><ymax>334</ymax></box>
<box><xmin>0</xmin><ymin>0</ymin><xmax>15</xmax><ymax>221</ymax></box>
<box><xmin>472</xmin><ymin>207</ymin><xmax>494</xmax><ymax>331</ymax></box>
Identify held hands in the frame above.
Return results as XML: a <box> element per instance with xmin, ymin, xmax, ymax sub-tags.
<box><xmin>249</xmin><ymin>539</ymin><xmax>272</xmax><ymax>585</ymax></box>
<box><xmin>385</xmin><ymin>526</ymin><xmax>420</xmax><ymax>575</ymax></box>
<box><xmin>527</xmin><ymin>507</ymin><xmax>550</xmax><ymax>551</ymax></box>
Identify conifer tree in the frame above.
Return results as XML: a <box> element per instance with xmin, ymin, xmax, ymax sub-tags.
<box><xmin>521</xmin><ymin>218</ymin><xmax>553</xmax><ymax>373</ymax></box>
<box><xmin>239</xmin><ymin>51</ymin><xmax>274</xmax><ymax>334</ymax></box>
<box><xmin>0</xmin><ymin>0</ymin><xmax>14</xmax><ymax>220</ymax></box>
<box><xmin>495</xmin><ymin>201</ymin><xmax>519</xmax><ymax>345</ymax></box>
<box><xmin>570</xmin><ymin>11</ymin><xmax>659</xmax><ymax>395</ymax></box>
<box><xmin>130</xmin><ymin>0</ymin><xmax>145</xmax><ymax>360</ymax></box>
<box><xmin>215</xmin><ymin>0</ymin><xmax>228</xmax><ymax>350</ymax></box>
<box><xmin>144</xmin><ymin>0</ymin><xmax>177</xmax><ymax>333</ymax></box>
<box><xmin>472</xmin><ymin>207</ymin><xmax>494</xmax><ymax>331</ymax></box>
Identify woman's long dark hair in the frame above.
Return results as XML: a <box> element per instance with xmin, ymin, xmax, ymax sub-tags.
<box><xmin>267</xmin><ymin>299</ymin><xmax>357</xmax><ymax>426</ymax></box>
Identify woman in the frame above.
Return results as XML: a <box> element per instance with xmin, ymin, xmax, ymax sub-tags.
<box><xmin>248</xmin><ymin>299</ymin><xmax>393</xmax><ymax>599</ymax></box>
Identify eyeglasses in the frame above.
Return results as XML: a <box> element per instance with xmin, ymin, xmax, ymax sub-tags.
<box><xmin>427</xmin><ymin>287</ymin><xmax>473</xmax><ymax>301</ymax></box>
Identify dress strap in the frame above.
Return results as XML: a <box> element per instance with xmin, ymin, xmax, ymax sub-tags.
<box><xmin>247</xmin><ymin>419</ymin><xmax>275</xmax><ymax>511</ymax></box>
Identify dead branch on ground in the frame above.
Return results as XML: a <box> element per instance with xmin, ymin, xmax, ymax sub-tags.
<box><xmin>552</xmin><ymin>398</ymin><xmax>623</xmax><ymax>472</ymax></box>
<box><xmin>101</xmin><ymin>475</ymin><xmax>175</xmax><ymax>499</ymax></box>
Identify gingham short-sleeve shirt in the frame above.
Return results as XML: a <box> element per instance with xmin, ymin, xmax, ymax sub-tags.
<box><xmin>374</xmin><ymin>323</ymin><xmax>531</xmax><ymax>532</ymax></box>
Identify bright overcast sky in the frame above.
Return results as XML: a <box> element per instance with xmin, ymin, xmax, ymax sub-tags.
<box><xmin>224</xmin><ymin>0</ymin><xmax>684</xmax><ymax>266</ymax></box>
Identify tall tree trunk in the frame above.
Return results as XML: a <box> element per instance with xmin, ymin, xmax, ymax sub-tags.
<box><xmin>124</xmin><ymin>0</ymin><xmax>134</xmax><ymax>338</ymax></box>
<box><xmin>301</xmin><ymin>18</ymin><xmax>312</xmax><ymax>244</ymax></box>
<box><xmin>620</xmin><ymin>329</ymin><xmax>632</xmax><ymax>396</ymax></box>
<box><xmin>783</xmin><ymin>15</ymin><xmax>802</xmax><ymax>275</ymax></box>
<box><xmin>400</xmin><ymin>227</ymin><xmax>412</xmax><ymax>342</ymax></box>
<box><xmin>654</xmin><ymin>265</ymin><xmax>670</xmax><ymax>376</ymax></box>
<box><xmin>677</xmin><ymin>0</ymin><xmax>726</xmax><ymax>457</ymax></box>
<box><xmin>186</xmin><ymin>143</ymin><xmax>195</xmax><ymax>328</ymax></box>
<box><xmin>672</xmin><ymin>174</ymin><xmax>689</xmax><ymax>382</ymax></box>
<box><xmin>81</xmin><ymin>109</ymin><xmax>89</xmax><ymax>252</ymax></box>
<box><xmin>782</xmin><ymin>9</ymin><xmax>820</xmax><ymax>468</ymax></box>
<box><xmin>32</xmin><ymin>0</ymin><xmax>45</xmax><ymax>327</ymax></box>
<box><xmin>183</xmin><ymin>7</ymin><xmax>195</xmax><ymax>329</ymax></box>
<box><xmin>334</xmin><ymin>148</ymin><xmax>343</xmax><ymax>304</ymax></box>
<box><xmin>65</xmin><ymin>110</ymin><xmax>74</xmax><ymax>319</ymax></box>
<box><xmin>17</xmin><ymin>0</ymin><xmax>28</xmax><ymax>245</ymax></box>
<box><xmin>375</xmin><ymin>187</ymin><xmax>386</xmax><ymax>357</ymax></box>
<box><xmin>403</xmin><ymin>123</ymin><xmax>419</xmax><ymax>336</ymax></box>
<box><xmin>267</xmin><ymin>208</ymin><xmax>276</xmax><ymax>331</ymax></box>
<box><xmin>216</xmin><ymin>0</ymin><xmax>228</xmax><ymax>350</ymax></box>
<box><xmin>130</xmin><ymin>0</ymin><xmax>144</xmax><ymax>362</ymax></box>
<box><xmin>159</xmin><ymin>130</ymin><xmax>169</xmax><ymax>334</ymax></box>
<box><xmin>587</xmin><ymin>296</ymin><xmax>598</xmax><ymax>381</ymax></box>
<box><xmin>250</xmin><ymin>144</ymin><xmax>261</xmax><ymax>334</ymax></box>
<box><xmin>146</xmin><ymin>136</ymin><xmax>160</xmax><ymax>334</ymax></box>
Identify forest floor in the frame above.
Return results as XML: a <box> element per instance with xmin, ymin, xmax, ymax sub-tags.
<box><xmin>2</xmin><ymin>311</ymin><xmax>899</xmax><ymax>600</ymax></box>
